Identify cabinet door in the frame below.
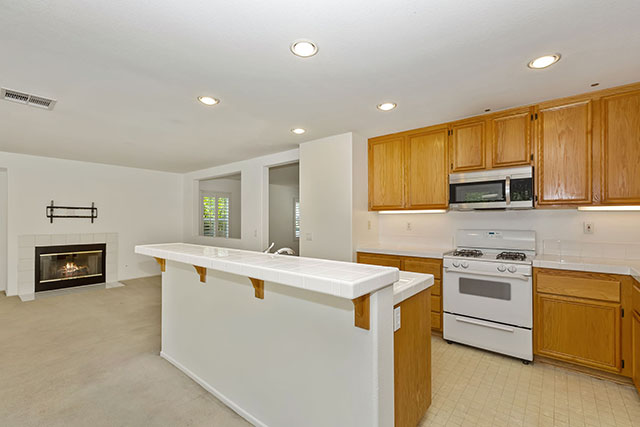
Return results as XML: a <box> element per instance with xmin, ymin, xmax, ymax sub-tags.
<box><xmin>633</xmin><ymin>311</ymin><xmax>640</xmax><ymax>394</ymax></box>
<box><xmin>490</xmin><ymin>109</ymin><xmax>532</xmax><ymax>168</ymax></box>
<box><xmin>535</xmin><ymin>293</ymin><xmax>621</xmax><ymax>372</ymax></box>
<box><xmin>406</xmin><ymin>128</ymin><xmax>449</xmax><ymax>209</ymax></box>
<box><xmin>356</xmin><ymin>253</ymin><xmax>402</xmax><ymax>269</ymax></box>
<box><xmin>601</xmin><ymin>89</ymin><xmax>640</xmax><ymax>204</ymax></box>
<box><xmin>450</xmin><ymin>120</ymin><xmax>486</xmax><ymax>172</ymax></box>
<box><xmin>369</xmin><ymin>136</ymin><xmax>405</xmax><ymax>210</ymax></box>
<box><xmin>537</xmin><ymin>100</ymin><xmax>592</xmax><ymax>205</ymax></box>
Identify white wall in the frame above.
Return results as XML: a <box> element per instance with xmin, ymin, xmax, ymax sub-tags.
<box><xmin>376</xmin><ymin>209</ymin><xmax>640</xmax><ymax>253</ymax></box>
<box><xmin>299</xmin><ymin>133</ymin><xmax>377</xmax><ymax>262</ymax></box>
<box><xmin>199</xmin><ymin>177</ymin><xmax>242</xmax><ymax>239</ymax></box>
<box><xmin>0</xmin><ymin>151</ymin><xmax>183</xmax><ymax>297</ymax></box>
<box><xmin>268</xmin><ymin>183</ymin><xmax>299</xmax><ymax>255</ymax></box>
<box><xmin>0</xmin><ymin>169</ymin><xmax>7</xmax><ymax>292</ymax></box>
<box><xmin>182</xmin><ymin>149</ymin><xmax>299</xmax><ymax>251</ymax></box>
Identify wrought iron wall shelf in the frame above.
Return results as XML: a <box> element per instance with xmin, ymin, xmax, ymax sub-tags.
<box><xmin>46</xmin><ymin>200</ymin><xmax>98</xmax><ymax>223</ymax></box>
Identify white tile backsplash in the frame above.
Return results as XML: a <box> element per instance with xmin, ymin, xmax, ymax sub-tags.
<box><xmin>542</xmin><ymin>239</ymin><xmax>640</xmax><ymax>261</ymax></box>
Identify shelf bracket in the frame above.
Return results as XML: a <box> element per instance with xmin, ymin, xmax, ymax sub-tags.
<box><xmin>351</xmin><ymin>294</ymin><xmax>370</xmax><ymax>330</ymax></box>
<box><xmin>249</xmin><ymin>278</ymin><xmax>264</xmax><ymax>299</ymax></box>
<box><xmin>193</xmin><ymin>265</ymin><xmax>207</xmax><ymax>283</ymax></box>
<box><xmin>154</xmin><ymin>257</ymin><xmax>166</xmax><ymax>272</ymax></box>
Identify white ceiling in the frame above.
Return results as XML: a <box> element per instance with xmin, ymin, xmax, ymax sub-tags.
<box><xmin>1</xmin><ymin>1</ymin><xmax>639</xmax><ymax>173</ymax></box>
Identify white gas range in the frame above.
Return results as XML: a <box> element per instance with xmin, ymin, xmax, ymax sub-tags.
<box><xmin>443</xmin><ymin>229</ymin><xmax>535</xmax><ymax>362</ymax></box>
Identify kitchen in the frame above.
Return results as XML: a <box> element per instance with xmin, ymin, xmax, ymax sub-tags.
<box><xmin>1</xmin><ymin>1</ymin><xmax>640</xmax><ymax>427</ymax></box>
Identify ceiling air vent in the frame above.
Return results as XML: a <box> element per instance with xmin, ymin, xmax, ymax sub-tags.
<box><xmin>1</xmin><ymin>87</ymin><xmax>56</xmax><ymax>110</ymax></box>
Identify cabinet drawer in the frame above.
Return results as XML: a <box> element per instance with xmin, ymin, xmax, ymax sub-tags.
<box><xmin>633</xmin><ymin>281</ymin><xmax>640</xmax><ymax>315</ymax></box>
<box><xmin>431</xmin><ymin>279</ymin><xmax>441</xmax><ymax>296</ymax></box>
<box><xmin>431</xmin><ymin>312</ymin><xmax>442</xmax><ymax>330</ymax></box>
<box><xmin>431</xmin><ymin>295</ymin><xmax>441</xmax><ymax>313</ymax></box>
<box><xmin>403</xmin><ymin>258</ymin><xmax>442</xmax><ymax>279</ymax></box>
<box><xmin>536</xmin><ymin>271</ymin><xmax>620</xmax><ymax>302</ymax></box>
<box><xmin>357</xmin><ymin>253</ymin><xmax>402</xmax><ymax>269</ymax></box>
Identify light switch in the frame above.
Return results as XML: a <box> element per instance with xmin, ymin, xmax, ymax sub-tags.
<box><xmin>305</xmin><ymin>232</ymin><xmax>313</xmax><ymax>241</ymax></box>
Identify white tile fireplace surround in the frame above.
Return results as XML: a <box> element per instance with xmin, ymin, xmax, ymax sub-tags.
<box><xmin>18</xmin><ymin>233</ymin><xmax>118</xmax><ymax>301</ymax></box>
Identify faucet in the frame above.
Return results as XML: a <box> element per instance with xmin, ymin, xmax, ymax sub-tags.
<box><xmin>263</xmin><ymin>242</ymin><xmax>275</xmax><ymax>253</ymax></box>
<box><xmin>274</xmin><ymin>247</ymin><xmax>295</xmax><ymax>255</ymax></box>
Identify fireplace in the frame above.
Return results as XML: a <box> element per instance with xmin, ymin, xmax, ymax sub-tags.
<box><xmin>35</xmin><ymin>243</ymin><xmax>107</xmax><ymax>292</ymax></box>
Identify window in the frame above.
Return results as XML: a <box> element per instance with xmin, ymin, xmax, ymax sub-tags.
<box><xmin>294</xmin><ymin>197</ymin><xmax>300</xmax><ymax>240</ymax></box>
<box><xmin>201</xmin><ymin>192</ymin><xmax>230</xmax><ymax>238</ymax></box>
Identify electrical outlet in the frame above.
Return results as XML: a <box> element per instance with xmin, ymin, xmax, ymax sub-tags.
<box><xmin>305</xmin><ymin>232</ymin><xmax>313</xmax><ymax>241</ymax></box>
<box><xmin>406</xmin><ymin>222</ymin><xmax>412</xmax><ymax>231</ymax></box>
<box><xmin>583</xmin><ymin>222</ymin><xmax>594</xmax><ymax>234</ymax></box>
<box><xmin>367</xmin><ymin>220</ymin><xmax>371</xmax><ymax>230</ymax></box>
<box><xmin>393</xmin><ymin>307</ymin><xmax>401</xmax><ymax>332</ymax></box>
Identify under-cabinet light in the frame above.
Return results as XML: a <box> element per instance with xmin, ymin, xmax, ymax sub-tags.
<box><xmin>378</xmin><ymin>209</ymin><xmax>447</xmax><ymax>214</ymax></box>
<box><xmin>577</xmin><ymin>206</ymin><xmax>640</xmax><ymax>211</ymax></box>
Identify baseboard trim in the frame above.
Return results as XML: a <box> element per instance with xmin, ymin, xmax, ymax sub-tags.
<box><xmin>535</xmin><ymin>355</ymin><xmax>634</xmax><ymax>386</ymax></box>
<box><xmin>160</xmin><ymin>351</ymin><xmax>268</xmax><ymax>427</ymax></box>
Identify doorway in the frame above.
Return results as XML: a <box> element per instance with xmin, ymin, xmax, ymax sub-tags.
<box><xmin>268</xmin><ymin>162</ymin><xmax>299</xmax><ymax>256</ymax></box>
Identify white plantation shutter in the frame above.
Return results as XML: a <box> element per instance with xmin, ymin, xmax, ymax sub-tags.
<box><xmin>294</xmin><ymin>198</ymin><xmax>300</xmax><ymax>239</ymax></box>
<box><xmin>201</xmin><ymin>192</ymin><xmax>231</xmax><ymax>238</ymax></box>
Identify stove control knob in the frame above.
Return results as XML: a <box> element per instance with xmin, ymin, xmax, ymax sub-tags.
<box><xmin>452</xmin><ymin>261</ymin><xmax>460</xmax><ymax>268</ymax></box>
<box><xmin>508</xmin><ymin>265</ymin><xmax>517</xmax><ymax>273</ymax></box>
<box><xmin>497</xmin><ymin>264</ymin><xmax>507</xmax><ymax>272</ymax></box>
<box><xmin>461</xmin><ymin>262</ymin><xmax>469</xmax><ymax>269</ymax></box>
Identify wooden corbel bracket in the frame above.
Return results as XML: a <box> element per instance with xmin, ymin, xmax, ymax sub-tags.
<box><xmin>249</xmin><ymin>278</ymin><xmax>264</xmax><ymax>299</ymax></box>
<box><xmin>351</xmin><ymin>294</ymin><xmax>370</xmax><ymax>330</ymax></box>
<box><xmin>193</xmin><ymin>265</ymin><xmax>207</xmax><ymax>283</ymax></box>
<box><xmin>154</xmin><ymin>258</ymin><xmax>166</xmax><ymax>272</ymax></box>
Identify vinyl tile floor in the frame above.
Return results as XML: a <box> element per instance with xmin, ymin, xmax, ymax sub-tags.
<box><xmin>1</xmin><ymin>276</ymin><xmax>638</xmax><ymax>426</ymax></box>
<box><xmin>421</xmin><ymin>335</ymin><xmax>640</xmax><ymax>427</ymax></box>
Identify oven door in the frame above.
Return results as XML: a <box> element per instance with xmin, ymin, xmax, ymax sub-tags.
<box><xmin>443</xmin><ymin>268</ymin><xmax>532</xmax><ymax>328</ymax></box>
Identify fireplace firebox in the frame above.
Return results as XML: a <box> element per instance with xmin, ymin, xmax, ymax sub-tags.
<box><xmin>35</xmin><ymin>243</ymin><xmax>107</xmax><ymax>292</ymax></box>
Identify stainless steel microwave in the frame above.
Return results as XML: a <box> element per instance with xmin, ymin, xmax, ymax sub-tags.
<box><xmin>449</xmin><ymin>166</ymin><xmax>534</xmax><ymax>210</ymax></box>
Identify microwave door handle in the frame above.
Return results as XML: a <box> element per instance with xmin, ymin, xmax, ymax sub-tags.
<box><xmin>444</xmin><ymin>267</ymin><xmax>531</xmax><ymax>281</ymax></box>
<box><xmin>505</xmin><ymin>176</ymin><xmax>511</xmax><ymax>205</ymax></box>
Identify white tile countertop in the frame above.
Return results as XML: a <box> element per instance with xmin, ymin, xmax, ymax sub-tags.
<box><xmin>135</xmin><ymin>243</ymin><xmax>399</xmax><ymax>300</ymax></box>
<box><xmin>533</xmin><ymin>254</ymin><xmax>640</xmax><ymax>282</ymax></box>
<box><xmin>393</xmin><ymin>271</ymin><xmax>435</xmax><ymax>305</ymax></box>
<box><xmin>357</xmin><ymin>242</ymin><xmax>452</xmax><ymax>259</ymax></box>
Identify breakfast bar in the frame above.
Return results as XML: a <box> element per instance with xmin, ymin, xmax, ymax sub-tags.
<box><xmin>135</xmin><ymin>243</ymin><xmax>434</xmax><ymax>427</ymax></box>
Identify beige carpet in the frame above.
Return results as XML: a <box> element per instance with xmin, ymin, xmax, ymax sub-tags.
<box><xmin>0</xmin><ymin>276</ymin><xmax>250</xmax><ymax>427</ymax></box>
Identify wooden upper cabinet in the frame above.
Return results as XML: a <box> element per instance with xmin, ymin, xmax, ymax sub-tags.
<box><xmin>490</xmin><ymin>108</ymin><xmax>532</xmax><ymax>168</ymax></box>
<box><xmin>450</xmin><ymin>120</ymin><xmax>486</xmax><ymax>172</ymax></box>
<box><xmin>368</xmin><ymin>135</ymin><xmax>406</xmax><ymax>210</ymax></box>
<box><xmin>406</xmin><ymin>128</ymin><xmax>449</xmax><ymax>209</ymax></box>
<box><xmin>600</xmin><ymin>90</ymin><xmax>640</xmax><ymax>204</ymax></box>
<box><xmin>536</xmin><ymin>99</ymin><xmax>592</xmax><ymax>205</ymax></box>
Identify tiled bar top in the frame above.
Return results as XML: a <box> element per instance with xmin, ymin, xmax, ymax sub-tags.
<box><xmin>357</xmin><ymin>242</ymin><xmax>452</xmax><ymax>259</ymax></box>
<box><xmin>533</xmin><ymin>254</ymin><xmax>640</xmax><ymax>282</ymax></box>
<box><xmin>135</xmin><ymin>243</ymin><xmax>400</xmax><ymax>299</ymax></box>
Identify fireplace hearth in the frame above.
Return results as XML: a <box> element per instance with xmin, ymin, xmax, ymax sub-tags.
<box><xmin>35</xmin><ymin>243</ymin><xmax>106</xmax><ymax>292</ymax></box>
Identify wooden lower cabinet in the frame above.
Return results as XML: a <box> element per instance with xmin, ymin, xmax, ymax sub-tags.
<box><xmin>394</xmin><ymin>289</ymin><xmax>431</xmax><ymax>427</ymax></box>
<box><xmin>357</xmin><ymin>252</ymin><xmax>443</xmax><ymax>331</ymax></box>
<box><xmin>633</xmin><ymin>281</ymin><xmax>640</xmax><ymax>393</ymax></box>
<box><xmin>534</xmin><ymin>268</ymin><xmax>633</xmax><ymax>376</ymax></box>
<box><xmin>633</xmin><ymin>310</ymin><xmax>640</xmax><ymax>394</ymax></box>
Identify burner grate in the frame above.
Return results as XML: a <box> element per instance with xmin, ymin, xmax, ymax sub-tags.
<box><xmin>496</xmin><ymin>251</ymin><xmax>527</xmax><ymax>261</ymax></box>
<box><xmin>452</xmin><ymin>249</ymin><xmax>483</xmax><ymax>258</ymax></box>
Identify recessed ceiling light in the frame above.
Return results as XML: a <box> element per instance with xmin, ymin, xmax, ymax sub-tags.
<box><xmin>291</xmin><ymin>128</ymin><xmax>306</xmax><ymax>135</ymax></box>
<box><xmin>528</xmin><ymin>54</ymin><xmax>561</xmax><ymax>69</ymax></box>
<box><xmin>198</xmin><ymin>96</ymin><xmax>219</xmax><ymax>106</ymax></box>
<box><xmin>290</xmin><ymin>40</ymin><xmax>318</xmax><ymax>58</ymax></box>
<box><xmin>377</xmin><ymin>102</ymin><xmax>397</xmax><ymax>111</ymax></box>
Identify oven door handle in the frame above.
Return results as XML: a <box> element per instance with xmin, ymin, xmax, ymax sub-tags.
<box><xmin>444</xmin><ymin>267</ymin><xmax>531</xmax><ymax>281</ymax></box>
<box><xmin>454</xmin><ymin>316</ymin><xmax>515</xmax><ymax>333</ymax></box>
